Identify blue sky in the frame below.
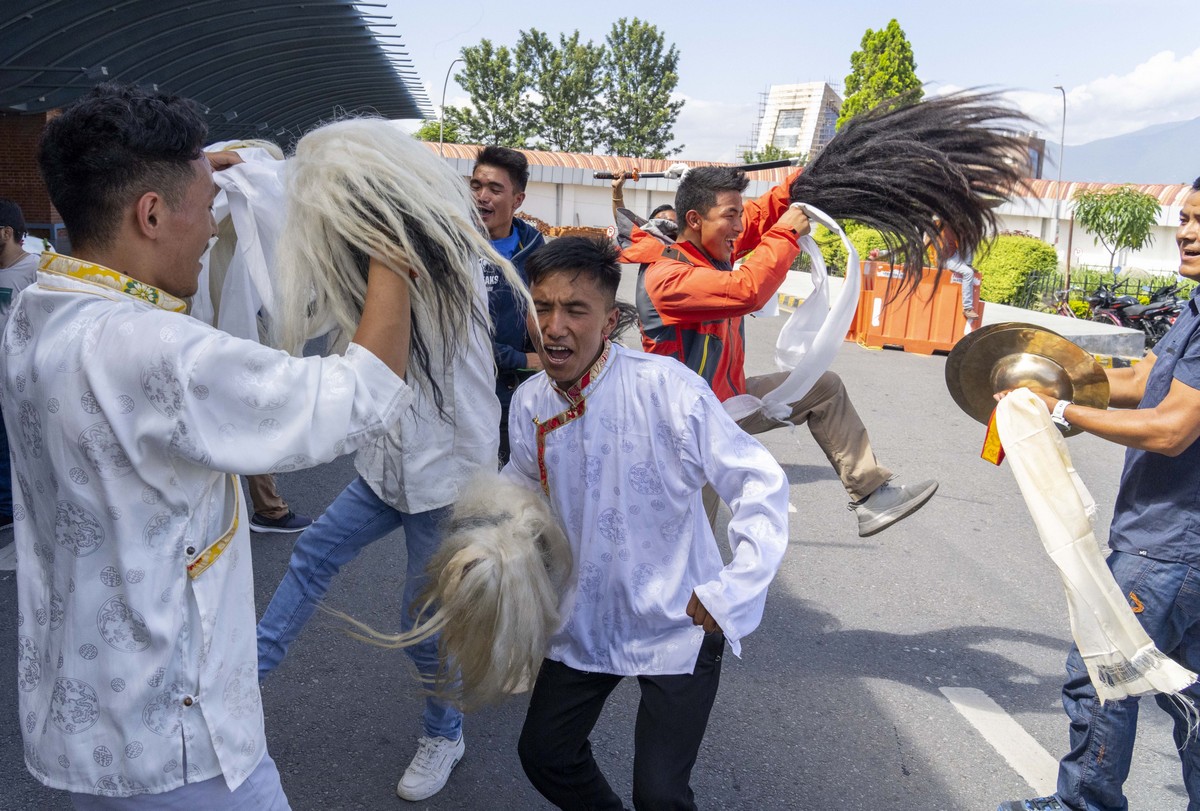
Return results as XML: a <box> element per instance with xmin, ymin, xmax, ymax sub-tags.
<box><xmin>380</xmin><ymin>0</ymin><xmax>1200</xmax><ymax>161</ymax></box>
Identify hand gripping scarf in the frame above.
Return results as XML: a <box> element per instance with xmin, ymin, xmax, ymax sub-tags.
<box><xmin>996</xmin><ymin>388</ymin><xmax>1197</xmax><ymax>703</ymax></box>
<box><xmin>722</xmin><ymin>205</ymin><xmax>860</xmax><ymax>422</ymax></box>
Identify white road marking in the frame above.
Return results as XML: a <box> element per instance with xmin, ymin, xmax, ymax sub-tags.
<box><xmin>940</xmin><ymin>686</ymin><xmax>1058</xmax><ymax>796</ymax></box>
<box><xmin>788</xmin><ymin>502</ymin><xmax>797</xmax><ymax>514</ymax></box>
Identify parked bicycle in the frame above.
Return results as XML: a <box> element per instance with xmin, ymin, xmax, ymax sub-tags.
<box><xmin>1048</xmin><ymin>288</ymin><xmax>1084</xmax><ymax>318</ymax></box>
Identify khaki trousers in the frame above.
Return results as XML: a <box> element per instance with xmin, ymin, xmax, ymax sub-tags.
<box><xmin>704</xmin><ymin>370</ymin><xmax>891</xmax><ymax>525</ymax></box>
<box><xmin>246</xmin><ymin>473</ymin><xmax>289</xmax><ymax>519</ymax></box>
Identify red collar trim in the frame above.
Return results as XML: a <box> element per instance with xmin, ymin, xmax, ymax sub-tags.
<box><xmin>534</xmin><ymin>342</ymin><xmax>612</xmax><ymax>496</ymax></box>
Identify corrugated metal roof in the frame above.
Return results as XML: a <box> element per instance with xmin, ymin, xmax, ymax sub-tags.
<box><xmin>0</xmin><ymin>0</ymin><xmax>432</xmax><ymax>144</ymax></box>
<box><xmin>432</xmin><ymin>145</ymin><xmax>1191</xmax><ymax>202</ymax></box>
<box><xmin>429</xmin><ymin>143</ymin><xmax>796</xmax><ymax>185</ymax></box>
<box><xmin>1025</xmin><ymin>179</ymin><xmax>1192</xmax><ymax>206</ymax></box>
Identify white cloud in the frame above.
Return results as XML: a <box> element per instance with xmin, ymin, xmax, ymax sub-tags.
<box><xmin>669</xmin><ymin>93</ymin><xmax>757</xmax><ymax>162</ymax></box>
<box><xmin>1004</xmin><ymin>47</ymin><xmax>1200</xmax><ymax>145</ymax></box>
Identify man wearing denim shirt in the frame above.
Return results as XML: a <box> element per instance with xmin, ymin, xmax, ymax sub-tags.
<box><xmin>1001</xmin><ymin>177</ymin><xmax>1200</xmax><ymax>811</ymax></box>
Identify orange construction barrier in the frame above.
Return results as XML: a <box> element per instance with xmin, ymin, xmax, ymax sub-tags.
<box><xmin>851</xmin><ymin>262</ymin><xmax>983</xmax><ymax>354</ymax></box>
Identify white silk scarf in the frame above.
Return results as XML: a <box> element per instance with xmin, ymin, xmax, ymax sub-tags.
<box><xmin>722</xmin><ymin>204</ymin><xmax>862</xmax><ymax>422</ymax></box>
<box><xmin>996</xmin><ymin>388</ymin><xmax>1197</xmax><ymax>701</ymax></box>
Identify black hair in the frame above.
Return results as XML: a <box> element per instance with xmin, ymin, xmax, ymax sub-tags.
<box><xmin>475</xmin><ymin>145</ymin><xmax>529</xmax><ymax>192</ymax></box>
<box><xmin>37</xmin><ymin>82</ymin><xmax>208</xmax><ymax>251</ymax></box>
<box><xmin>788</xmin><ymin>90</ymin><xmax>1032</xmax><ymax>295</ymax></box>
<box><xmin>525</xmin><ymin>236</ymin><xmax>621</xmax><ymax>304</ymax></box>
<box><xmin>648</xmin><ymin>203</ymin><xmax>675</xmax><ymax>219</ymax></box>
<box><xmin>674</xmin><ymin>167</ymin><xmax>749</xmax><ymax>225</ymax></box>
<box><xmin>1192</xmin><ymin>176</ymin><xmax>1200</xmax><ymax>192</ymax></box>
<box><xmin>0</xmin><ymin>199</ymin><xmax>27</xmax><ymax>238</ymax></box>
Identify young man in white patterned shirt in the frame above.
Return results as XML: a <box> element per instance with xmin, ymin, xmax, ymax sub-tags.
<box><xmin>503</xmin><ymin>237</ymin><xmax>790</xmax><ymax>810</ymax></box>
<box><xmin>5</xmin><ymin>83</ymin><xmax>414</xmax><ymax>809</ymax></box>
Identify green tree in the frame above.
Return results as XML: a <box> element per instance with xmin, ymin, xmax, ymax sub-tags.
<box><xmin>449</xmin><ymin>40</ymin><xmax>533</xmax><ymax>147</ymax></box>
<box><xmin>837</xmin><ymin>19</ymin><xmax>922</xmax><ymax>129</ymax></box>
<box><xmin>1072</xmin><ymin>186</ymin><xmax>1163</xmax><ymax>272</ymax></box>
<box><xmin>599</xmin><ymin>18</ymin><xmax>684</xmax><ymax>158</ymax></box>
<box><xmin>411</xmin><ymin>118</ymin><xmax>463</xmax><ymax>144</ymax></box>
<box><xmin>740</xmin><ymin>143</ymin><xmax>806</xmax><ymax>164</ymax></box>
<box><xmin>519</xmin><ymin>29</ymin><xmax>606</xmax><ymax>153</ymax></box>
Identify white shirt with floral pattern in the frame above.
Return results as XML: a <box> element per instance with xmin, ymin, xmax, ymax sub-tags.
<box><xmin>2</xmin><ymin>254</ymin><xmax>411</xmax><ymax>797</ymax></box>
<box><xmin>502</xmin><ymin>343</ymin><xmax>790</xmax><ymax>676</ymax></box>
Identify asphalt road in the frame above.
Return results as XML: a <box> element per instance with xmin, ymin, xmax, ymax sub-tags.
<box><xmin>0</xmin><ymin>279</ymin><xmax>1186</xmax><ymax>810</ymax></box>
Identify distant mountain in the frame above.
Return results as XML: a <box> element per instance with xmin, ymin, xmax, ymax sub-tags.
<box><xmin>1045</xmin><ymin>116</ymin><xmax>1200</xmax><ymax>185</ymax></box>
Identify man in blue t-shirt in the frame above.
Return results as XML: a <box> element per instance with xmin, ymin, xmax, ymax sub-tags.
<box><xmin>469</xmin><ymin>146</ymin><xmax>545</xmax><ymax>463</ymax></box>
<box><xmin>1000</xmin><ymin>177</ymin><xmax>1200</xmax><ymax>811</ymax></box>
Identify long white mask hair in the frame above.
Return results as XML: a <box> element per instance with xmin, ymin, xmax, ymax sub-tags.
<box><xmin>327</xmin><ymin>473</ymin><xmax>572</xmax><ymax>710</ymax></box>
<box><xmin>272</xmin><ymin>119</ymin><xmax>530</xmax><ymax>412</ymax></box>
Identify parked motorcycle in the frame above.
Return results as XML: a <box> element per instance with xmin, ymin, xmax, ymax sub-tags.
<box><xmin>1089</xmin><ymin>283</ymin><xmax>1182</xmax><ymax>349</ymax></box>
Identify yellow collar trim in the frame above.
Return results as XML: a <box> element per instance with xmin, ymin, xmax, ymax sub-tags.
<box><xmin>39</xmin><ymin>252</ymin><xmax>188</xmax><ymax>313</ymax></box>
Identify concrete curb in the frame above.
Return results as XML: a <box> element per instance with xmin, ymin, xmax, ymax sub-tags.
<box><xmin>1092</xmin><ymin>352</ymin><xmax>1142</xmax><ymax>368</ymax></box>
<box><xmin>777</xmin><ymin>294</ymin><xmax>804</xmax><ymax>309</ymax></box>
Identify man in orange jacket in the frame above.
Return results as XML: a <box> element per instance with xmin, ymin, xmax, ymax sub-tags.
<box><xmin>635</xmin><ymin>166</ymin><xmax>937</xmax><ymax>536</ymax></box>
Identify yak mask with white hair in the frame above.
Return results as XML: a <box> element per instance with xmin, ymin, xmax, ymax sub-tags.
<box><xmin>329</xmin><ymin>473</ymin><xmax>572</xmax><ymax>710</ymax></box>
<box><xmin>272</xmin><ymin>118</ymin><xmax>530</xmax><ymax>411</ymax></box>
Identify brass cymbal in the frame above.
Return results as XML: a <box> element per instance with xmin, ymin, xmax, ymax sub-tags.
<box><xmin>945</xmin><ymin>323</ymin><xmax>1109</xmax><ymax>437</ymax></box>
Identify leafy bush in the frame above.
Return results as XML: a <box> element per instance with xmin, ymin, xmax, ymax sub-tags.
<box><xmin>977</xmin><ymin>234</ymin><xmax>1059</xmax><ymax>305</ymax></box>
<box><xmin>810</xmin><ymin>223</ymin><xmax>888</xmax><ymax>276</ymax></box>
<box><xmin>813</xmin><ymin>225</ymin><xmax>848</xmax><ymax>276</ymax></box>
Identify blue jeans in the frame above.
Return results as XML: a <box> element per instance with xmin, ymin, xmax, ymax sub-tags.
<box><xmin>947</xmin><ymin>256</ymin><xmax>977</xmax><ymax>312</ymax></box>
<box><xmin>256</xmin><ymin>476</ymin><xmax>461</xmax><ymax>741</ymax></box>
<box><xmin>1056</xmin><ymin>550</ymin><xmax>1200</xmax><ymax>811</ymax></box>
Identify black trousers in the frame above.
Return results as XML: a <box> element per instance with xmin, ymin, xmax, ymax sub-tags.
<box><xmin>518</xmin><ymin>632</ymin><xmax>725</xmax><ymax>811</ymax></box>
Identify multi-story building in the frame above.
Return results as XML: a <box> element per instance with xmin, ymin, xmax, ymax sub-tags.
<box><xmin>753</xmin><ymin>82</ymin><xmax>843</xmax><ymax>159</ymax></box>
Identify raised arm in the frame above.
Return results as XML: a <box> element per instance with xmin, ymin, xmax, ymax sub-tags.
<box><xmin>735</xmin><ymin>169</ymin><xmax>802</xmax><ymax>255</ymax></box>
<box><xmin>351</xmin><ymin>256</ymin><xmax>412</xmax><ymax>378</ymax></box>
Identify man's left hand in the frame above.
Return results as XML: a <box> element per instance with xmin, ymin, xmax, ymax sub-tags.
<box><xmin>686</xmin><ymin>591</ymin><xmax>722</xmax><ymax>634</ymax></box>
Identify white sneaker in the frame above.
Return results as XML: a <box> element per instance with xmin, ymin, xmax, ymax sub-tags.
<box><xmin>396</xmin><ymin>734</ymin><xmax>465</xmax><ymax>802</ymax></box>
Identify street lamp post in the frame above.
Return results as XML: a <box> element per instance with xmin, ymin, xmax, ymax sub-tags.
<box><xmin>1051</xmin><ymin>86</ymin><xmax>1070</xmax><ymax>291</ymax></box>
<box><xmin>1051</xmin><ymin>85</ymin><xmax>1067</xmax><ymax>252</ymax></box>
<box><xmin>439</xmin><ymin>57</ymin><xmax>465</xmax><ymax>158</ymax></box>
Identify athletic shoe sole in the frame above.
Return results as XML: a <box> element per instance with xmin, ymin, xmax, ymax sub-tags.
<box><xmin>248</xmin><ymin>522</ymin><xmax>310</xmax><ymax>535</ymax></box>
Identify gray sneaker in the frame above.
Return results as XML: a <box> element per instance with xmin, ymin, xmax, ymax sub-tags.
<box><xmin>852</xmin><ymin>479</ymin><xmax>938</xmax><ymax>537</ymax></box>
<box><xmin>996</xmin><ymin>798</ymin><xmax>1067</xmax><ymax>811</ymax></box>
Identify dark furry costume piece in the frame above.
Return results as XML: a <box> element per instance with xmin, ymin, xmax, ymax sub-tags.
<box><xmin>789</xmin><ymin>91</ymin><xmax>1032</xmax><ymax>292</ymax></box>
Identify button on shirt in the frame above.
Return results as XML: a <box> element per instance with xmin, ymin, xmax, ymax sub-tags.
<box><xmin>1109</xmin><ymin>289</ymin><xmax>1200</xmax><ymax>565</ymax></box>
<box><xmin>3</xmin><ymin>254</ymin><xmax>411</xmax><ymax>797</ymax></box>
<box><xmin>502</xmin><ymin>344</ymin><xmax>789</xmax><ymax>675</ymax></box>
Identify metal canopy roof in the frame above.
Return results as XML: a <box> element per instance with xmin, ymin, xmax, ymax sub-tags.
<box><xmin>0</xmin><ymin>0</ymin><xmax>433</xmax><ymax>144</ymax></box>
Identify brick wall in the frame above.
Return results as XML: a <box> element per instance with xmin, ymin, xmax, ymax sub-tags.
<box><xmin>0</xmin><ymin>111</ymin><xmax>61</xmax><ymax>233</ymax></box>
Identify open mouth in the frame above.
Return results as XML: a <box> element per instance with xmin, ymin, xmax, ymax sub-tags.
<box><xmin>544</xmin><ymin>344</ymin><xmax>572</xmax><ymax>364</ymax></box>
<box><xmin>476</xmin><ymin>205</ymin><xmax>494</xmax><ymax>219</ymax></box>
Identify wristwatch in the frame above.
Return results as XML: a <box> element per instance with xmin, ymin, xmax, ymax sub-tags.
<box><xmin>1051</xmin><ymin>399</ymin><xmax>1071</xmax><ymax>431</ymax></box>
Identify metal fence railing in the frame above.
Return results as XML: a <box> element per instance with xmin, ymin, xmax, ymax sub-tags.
<box><xmin>1014</xmin><ymin>271</ymin><xmax>1187</xmax><ymax>310</ymax></box>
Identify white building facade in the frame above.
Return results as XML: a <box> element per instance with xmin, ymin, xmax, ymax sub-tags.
<box><xmin>754</xmin><ymin>83</ymin><xmax>842</xmax><ymax>159</ymax></box>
